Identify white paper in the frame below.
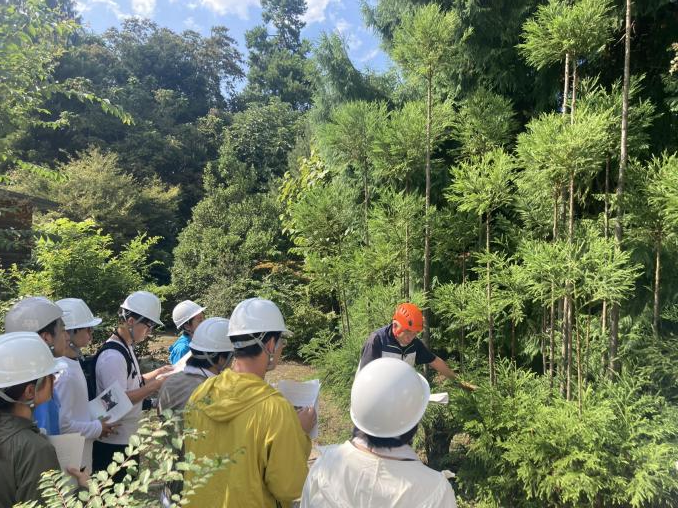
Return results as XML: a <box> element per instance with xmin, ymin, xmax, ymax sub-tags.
<box><xmin>48</xmin><ymin>433</ymin><xmax>85</xmax><ymax>470</ymax></box>
<box><xmin>429</xmin><ymin>392</ymin><xmax>449</xmax><ymax>404</ymax></box>
<box><xmin>89</xmin><ymin>381</ymin><xmax>133</xmax><ymax>423</ymax></box>
<box><xmin>277</xmin><ymin>379</ymin><xmax>321</xmax><ymax>439</ymax></box>
<box><xmin>157</xmin><ymin>353</ymin><xmax>190</xmax><ymax>380</ymax></box>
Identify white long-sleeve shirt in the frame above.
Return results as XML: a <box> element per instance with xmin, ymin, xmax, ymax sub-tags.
<box><xmin>95</xmin><ymin>336</ymin><xmax>143</xmax><ymax>445</ymax></box>
<box><xmin>54</xmin><ymin>357</ymin><xmax>102</xmax><ymax>471</ymax></box>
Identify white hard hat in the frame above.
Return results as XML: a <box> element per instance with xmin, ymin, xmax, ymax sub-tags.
<box><xmin>56</xmin><ymin>298</ymin><xmax>102</xmax><ymax>330</ymax></box>
<box><xmin>120</xmin><ymin>291</ymin><xmax>163</xmax><ymax>326</ymax></box>
<box><xmin>228</xmin><ymin>297</ymin><xmax>292</xmax><ymax>340</ymax></box>
<box><xmin>350</xmin><ymin>357</ymin><xmax>430</xmax><ymax>438</ymax></box>
<box><xmin>172</xmin><ymin>300</ymin><xmax>206</xmax><ymax>329</ymax></box>
<box><xmin>0</xmin><ymin>332</ymin><xmax>68</xmax><ymax>388</ymax></box>
<box><xmin>5</xmin><ymin>297</ymin><xmax>64</xmax><ymax>333</ymax></box>
<box><xmin>190</xmin><ymin>317</ymin><xmax>233</xmax><ymax>353</ymax></box>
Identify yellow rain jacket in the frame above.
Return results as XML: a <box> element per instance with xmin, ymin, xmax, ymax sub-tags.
<box><xmin>184</xmin><ymin>369</ymin><xmax>311</xmax><ymax>508</ymax></box>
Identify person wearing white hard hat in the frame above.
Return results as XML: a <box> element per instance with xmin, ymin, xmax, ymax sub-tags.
<box><xmin>169</xmin><ymin>300</ymin><xmax>206</xmax><ymax>365</ymax></box>
<box><xmin>54</xmin><ymin>298</ymin><xmax>118</xmax><ymax>472</ymax></box>
<box><xmin>184</xmin><ymin>297</ymin><xmax>315</xmax><ymax>508</ymax></box>
<box><xmin>0</xmin><ymin>331</ymin><xmax>88</xmax><ymax>506</ymax></box>
<box><xmin>92</xmin><ymin>290</ymin><xmax>172</xmax><ymax>479</ymax></box>
<box><xmin>4</xmin><ymin>296</ymin><xmax>74</xmax><ymax>436</ymax></box>
<box><xmin>158</xmin><ymin>317</ymin><xmax>233</xmax><ymax>412</ymax></box>
<box><xmin>300</xmin><ymin>358</ymin><xmax>458</xmax><ymax>508</ymax></box>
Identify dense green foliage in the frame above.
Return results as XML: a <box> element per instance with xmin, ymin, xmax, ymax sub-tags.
<box><xmin>2</xmin><ymin>0</ymin><xmax>678</xmax><ymax>505</ymax></box>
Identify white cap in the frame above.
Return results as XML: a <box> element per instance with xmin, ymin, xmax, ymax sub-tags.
<box><xmin>190</xmin><ymin>317</ymin><xmax>233</xmax><ymax>353</ymax></box>
<box><xmin>172</xmin><ymin>300</ymin><xmax>206</xmax><ymax>329</ymax></box>
<box><xmin>120</xmin><ymin>291</ymin><xmax>163</xmax><ymax>326</ymax></box>
<box><xmin>228</xmin><ymin>298</ymin><xmax>292</xmax><ymax>343</ymax></box>
<box><xmin>0</xmin><ymin>332</ymin><xmax>68</xmax><ymax>388</ymax></box>
<box><xmin>56</xmin><ymin>298</ymin><xmax>102</xmax><ymax>330</ymax></box>
<box><xmin>350</xmin><ymin>357</ymin><xmax>430</xmax><ymax>438</ymax></box>
<box><xmin>5</xmin><ymin>297</ymin><xmax>63</xmax><ymax>333</ymax></box>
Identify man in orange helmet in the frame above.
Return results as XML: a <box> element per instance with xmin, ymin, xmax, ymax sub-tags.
<box><xmin>359</xmin><ymin>303</ymin><xmax>476</xmax><ymax>391</ymax></box>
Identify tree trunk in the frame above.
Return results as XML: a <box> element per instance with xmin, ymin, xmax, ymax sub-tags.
<box><xmin>576</xmin><ymin>306</ymin><xmax>583</xmax><ymax>418</ymax></box>
<box><xmin>602</xmin><ymin>156</ymin><xmax>610</xmax><ymax>335</ymax></box>
<box><xmin>542</xmin><ymin>308</ymin><xmax>548</xmax><ymax>375</ymax></box>
<box><xmin>423</xmin><ymin>72</ymin><xmax>433</xmax><ymax>347</ymax></box>
<box><xmin>363</xmin><ymin>160</ymin><xmax>370</xmax><ymax>247</ymax></box>
<box><xmin>511</xmin><ymin>321</ymin><xmax>516</xmax><ymax>364</ymax></box>
<box><xmin>460</xmin><ymin>253</ymin><xmax>467</xmax><ymax>373</ymax></box>
<box><xmin>562</xmin><ymin>52</ymin><xmax>570</xmax><ymax>116</ymax></box>
<box><xmin>405</xmin><ymin>176</ymin><xmax>411</xmax><ymax>300</ymax></box>
<box><xmin>653</xmin><ymin>232</ymin><xmax>662</xmax><ymax>338</ymax></box>
<box><xmin>486</xmin><ymin>211</ymin><xmax>496</xmax><ymax>386</ymax></box>
<box><xmin>610</xmin><ymin>0</ymin><xmax>632</xmax><ymax>377</ymax></box>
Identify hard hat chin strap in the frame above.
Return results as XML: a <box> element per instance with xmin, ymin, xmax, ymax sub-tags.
<box><xmin>192</xmin><ymin>351</ymin><xmax>234</xmax><ymax>373</ymax></box>
<box><xmin>0</xmin><ymin>389</ymin><xmax>35</xmax><ymax>409</ymax></box>
<box><xmin>232</xmin><ymin>333</ymin><xmax>275</xmax><ymax>371</ymax></box>
<box><xmin>68</xmin><ymin>331</ymin><xmax>83</xmax><ymax>359</ymax></box>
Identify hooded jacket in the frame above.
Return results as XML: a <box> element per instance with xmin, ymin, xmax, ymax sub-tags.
<box><xmin>184</xmin><ymin>369</ymin><xmax>311</xmax><ymax>508</ymax></box>
<box><xmin>0</xmin><ymin>412</ymin><xmax>61</xmax><ymax>507</ymax></box>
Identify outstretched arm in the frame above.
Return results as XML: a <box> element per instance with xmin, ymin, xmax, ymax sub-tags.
<box><xmin>429</xmin><ymin>357</ymin><xmax>477</xmax><ymax>392</ymax></box>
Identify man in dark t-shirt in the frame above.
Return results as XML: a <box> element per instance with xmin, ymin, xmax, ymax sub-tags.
<box><xmin>359</xmin><ymin>303</ymin><xmax>477</xmax><ymax>391</ymax></box>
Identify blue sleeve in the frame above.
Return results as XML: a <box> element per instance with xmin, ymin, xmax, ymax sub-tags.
<box><xmin>169</xmin><ymin>336</ymin><xmax>191</xmax><ymax>364</ymax></box>
<box><xmin>414</xmin><ymin>340</ymin><xmax>436</xmax><ymax>365</ymax></box>
<box><xmin>33</xmin><ymin>394</ymin><xmax>60</xmax><ymax>436</ymax></box>
<box><xmin>359</xmin><ymin>333</ymin><xmax>381</xmax><ymax>370</ymax></box>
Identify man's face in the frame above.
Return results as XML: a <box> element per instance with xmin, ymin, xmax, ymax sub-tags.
<box><xmin>43</xmin><ymin>319</ymin><xmax>70</xmax><ymax>357</ymax></box>
<box><xmin>392</xmin><ymin>321</ymin><xmax>418</xmax><ymax>347</ymax></box>
<box><xmin>71</xmin><ymin>327</ymin><xmax>94</xmax><ymax>349</ymax></box>
<box><xmin>186</xmin><ymin>312</ymin><xmax>206</xmax><ymax>335</ymax></box>
<box><xmin>130</xmin><ymin>317</ymin><xmax>154</xmax><ymax>342</ymax></box>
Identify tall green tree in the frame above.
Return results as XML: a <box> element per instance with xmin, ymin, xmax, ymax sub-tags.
<box><xmin>447</xmin><ymin>148</ymin><xmax>516</xmax><ymax>385</ymax></box>
<box><xmin>392</xmin><ymin>4</ymin><xmax>459</xmax><ymax>345</ymax></box>
<box><xmin>243</xmin><ymin>0</ymin><xmax>314</xmax><ymax>109</ymax></box>
<box><xmin>317</xmin><ymin>101</ymin><xmax>388</xmax><ymax>245</ymax></box>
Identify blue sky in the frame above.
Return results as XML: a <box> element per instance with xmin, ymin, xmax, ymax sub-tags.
<box><xmin>75</xmin><ymin>0</ymin><xmax>392</xmax><ymax>76</ymax></box>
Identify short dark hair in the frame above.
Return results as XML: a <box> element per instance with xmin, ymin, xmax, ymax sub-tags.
<box><xmin>352</xmin><ymin>425</ymin><xmax>419</xmax><ymax>449</ymax></box>
<box><xmin>0</xmin><ymin>381</ymin><xmax>36</xmax><ymax>412</ymax></box>
<box><xmin>186</xmin><ymin>350</ymin><xmax>233</xmax><ymax>369</ymax></box>
<box><xmin>231</xmin><ymin>332</ymin><xmax>281</xmax><ymax>359</ymax></box>
<box><xmin>38</xmin><ymin>318</ymin><xmax>59</xmax><ymax>338</ymax></box>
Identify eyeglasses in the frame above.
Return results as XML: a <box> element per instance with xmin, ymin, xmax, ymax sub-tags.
<box><xmin>138</xmin><ymin>318</ymin><xmax>156</xmax><ymax>332</ymax></box>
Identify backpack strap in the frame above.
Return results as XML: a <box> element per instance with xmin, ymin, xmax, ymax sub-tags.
<box><xmin>97</xmin><ymin>341</ymin><xmax>135</xmax><ymax>380</ymax></box>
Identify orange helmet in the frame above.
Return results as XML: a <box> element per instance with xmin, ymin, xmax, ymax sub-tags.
<box><xmin>393</xmin><ymin>303</ymin><xmax>424</xmax><ymax>333</ymax></box>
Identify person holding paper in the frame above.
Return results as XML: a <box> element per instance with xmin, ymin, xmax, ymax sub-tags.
<box><xmin>301</xmin><ymin>358</ymin><xmax>458</xmax><ymax>508</ymax></box>
<box><xmin>169</xmin><ymin>300</ymin><xmax>206</xmax><ymax>364</ymax></box>
<box><xmin>159</xmin><ymin>316</ymin><xmax>234</xmax><ymax>412</ymax></box>
<box><xmin>359</xmin><ymin>303</ymin><xmax>477</xmax><ymax>392</ymax></box>
<box><xmin>184</xmin><ymin>298</ymin><xmax>315</xmax><ymax>508</ymax></box>
<box><xmin>4</xmin><ymin>296</ymin><xmax>76</xmax><ymax>435</ymax></box>
<box><xmin>93</xmin><ymin>291</ymin><xmax>172</xmax><ymax>479</ymax></box>
<box><xmin>0</xmin><ymin>331</ymin><xmax>89</xmax><ymax>506</ymax></box>
<box><xmin>54</xmin><ymin>298</ymin><xmax>119</xmax><ymax>472</ymax></box>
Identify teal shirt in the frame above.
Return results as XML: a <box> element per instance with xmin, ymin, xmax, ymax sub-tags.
<box><xmin>169</xmin><ymin>332</ymin><xmax>191</xmax><ymax>364</ymax></box>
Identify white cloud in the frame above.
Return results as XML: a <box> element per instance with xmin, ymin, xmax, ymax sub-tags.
<box><xmin>303</xmin><ymin>0</ymin><xmax>336</xmax><ymax>24</ymax></box>
<box><xmin>75</xmin><ymin>0</ymin><xmax>130</xmax><ymax>20</ymax></box>
<box><xmin>359</xmin><ymin>48</ymin><xmax>380</xmax><ymax>63</ymax></box>
<box><xmin>335</xmin><ymin>18</ymin><xmax>363</xmax><ymax>51</ymax></box>
<box><xmin>199</xmin><ymin>0</ymin><xmax>260</xmax><ymax>19</ymax></box>
<box><xmin>183</xmin><ymin>16</ymin><xmax>202</xmax><ymax>31</ymax></box>
<box><xmin>131</xmin><ymin>0</ymin><xmax>156</xmax><ymax>17</ymax></box>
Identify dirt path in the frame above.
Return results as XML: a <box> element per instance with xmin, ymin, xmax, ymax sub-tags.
<box><xmin>150</xmin><ymin>334</ymin><xmax>351</xmax><ymax>447</ymax></box>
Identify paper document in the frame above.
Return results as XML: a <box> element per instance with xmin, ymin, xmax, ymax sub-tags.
<box><xmin>48</xmin><ymin>433</ymin><xmax>85</xmax><ymax>470</ymax></box>
<box><xmin>429</xmin><ymin>392</ymin><xmax>449</xmax><ymax>404</ymax></box>
<box><xmin>277</xmin><ymin>379</ymin><xmax>321</xmax><ymax>439</ymax></box>
<box><xmin>89</xmin><ymin>381</ymin><xmax>133</xmax><ymax>423</ymax></box>
<box><xmin>158</xmin><ymin>353</ymin><xmax>190</xmax><ymax>380</ymax></box>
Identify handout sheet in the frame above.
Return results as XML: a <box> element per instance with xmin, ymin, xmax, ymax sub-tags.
<box><xmin>89</xmin><ymin>380</ymin><xmax>133</xmax><ymax>423</ymax></box>
<box><xmin>47</xmin><ymin>433</ymin><xmax>85</xmax><ymax>470</ymax></box>
<box><xmin>276</xmin><ymin>379</ymin><xmax>321</xmax><ymax>439</ymax></box>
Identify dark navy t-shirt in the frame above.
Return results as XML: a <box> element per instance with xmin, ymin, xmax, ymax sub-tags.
<box><xmin>359</xmin><ymin>324</ymin><xmax>436</xmax><ymax>370</ymax></box>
